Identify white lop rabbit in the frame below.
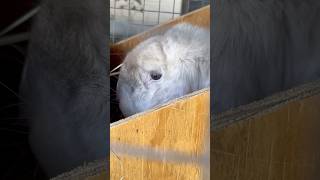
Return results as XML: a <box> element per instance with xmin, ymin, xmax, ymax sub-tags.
<box><xmin>117</xmin><ymin>23</ymin><xmax>210</xmax><ymax>117</ymax></box>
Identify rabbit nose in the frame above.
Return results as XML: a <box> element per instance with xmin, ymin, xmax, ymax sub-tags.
<box><xmin>129</xmin><ymin>84</ymin><xmax>135</xmax><ymax>93</ymax></box>
<box><xmin>123</xmin><ymin>82</ymin><xmax>135</xmax><ymax>93</ymax></box>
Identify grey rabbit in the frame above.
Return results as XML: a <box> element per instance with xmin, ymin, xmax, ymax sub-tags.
<box><xmin>117</xmin><ymin>23</ymin><xmax>210</xmax><ymax>117</ymax></box>
<box><xmin>20</xmin><ymin>0</ymin><xmax>108</xmax><ymax>177</ymax></box>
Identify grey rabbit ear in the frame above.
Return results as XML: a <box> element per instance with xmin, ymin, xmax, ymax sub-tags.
<box><xmin>160</xmin><ymin>38</ymin><xmax>176</xmax><ymax>62</ymax></box>
<box><xmin>152</xmin><ymin>40</ymin><xmax>165</xmax><ymax>52</ymax></box>
<box><xmin>141</xmin><ymin>39</ymin><xmax>167</xmax><ymax>61</ymax></box>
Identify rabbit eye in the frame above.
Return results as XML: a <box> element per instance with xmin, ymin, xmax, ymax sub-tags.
<box><xmin>150</xmin><ymin>71</ymin><xmax>162</xmax><ymax>80</ymax></box>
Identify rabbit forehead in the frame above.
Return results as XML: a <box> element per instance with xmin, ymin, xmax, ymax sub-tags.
<box><xmin>124</xmin><ymin>41</ymin><xmax>167</xmax><ymax>71</ymax></box>
<box><xmin>124</xmin><ymin>54</ymin><xmax>165</xmax><ymax>75</ymax></box>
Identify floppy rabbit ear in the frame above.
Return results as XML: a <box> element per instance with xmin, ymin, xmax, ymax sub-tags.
<box><xmin>161</xmin><ymin>37</ymin><xmax>182</xmax><ymax>63</ymax></box>
<box><xmin>148</xmin><ymin>41</ymin><xmax>165</xmax><ymax>54</ymax></box>
<box><xmin>143</xmin><ymin>40</ymin><xmax>169</xmax><ymax>67</ymax></box>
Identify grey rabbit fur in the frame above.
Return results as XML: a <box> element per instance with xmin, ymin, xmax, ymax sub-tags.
<box><xmin>20</xmin><ymin>0</ymin><xmax>109</xmax><ymax>177</ymax></box>
<box><xmin>117</xmin><ymin>23</ymin><xmax>210</xmax><ymax>117</ymax></box>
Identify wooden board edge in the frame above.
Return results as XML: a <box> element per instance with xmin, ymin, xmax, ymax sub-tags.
<box><xmin>111</xmin><ymin>88</ymin><xmax>210</xmax><ymax>128</ymax></box>
<box><xmin>212</xmin><ymin>79</ymin><xmax>320</xmax><ymax>130</ymax></box>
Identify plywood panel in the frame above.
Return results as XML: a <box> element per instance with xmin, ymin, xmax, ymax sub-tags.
<box><xmin>110</xmin><ymin>89</ymin><xmax>210</xmax><ymax>180</ymax></box>
<box><xmin>211</xmin><ymin>80</ymin><xmax>320</xmax><ymax>180</ymax></box>
<box><xmin>110</xmin><ymin>154</ymin><xmax>201</xmax><ymax>180</ymax></box>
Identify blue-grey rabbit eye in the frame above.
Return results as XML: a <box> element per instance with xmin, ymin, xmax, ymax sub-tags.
<box><xmin>150</xmin><ymin>71</ymin><xmax>162</xmax><ymax>80</ymax></box>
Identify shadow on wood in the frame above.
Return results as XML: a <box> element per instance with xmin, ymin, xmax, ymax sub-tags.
<box><xmin>211</xmin><ymin>80</ymin><xmax>320</xmax><ymax>180</ymax></box>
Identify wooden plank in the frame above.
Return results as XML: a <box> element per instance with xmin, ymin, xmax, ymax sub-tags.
<box><xmin>211</xmin><ymin>80</ymin><xmax>320</xmax><ymax>180</ymax></box>
<box><xmin>110</xmin><ymin>154</ymin><xmax>202</xmax><ymax>180</ymax></box>
<box><xmin>110</xmin><ymin>89</ymin><xmax>210</xmax><ymax>180</ymax></box>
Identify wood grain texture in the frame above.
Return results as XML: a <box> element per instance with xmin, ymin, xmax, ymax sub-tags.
<box><xmin>110</xmin><ymin>154</ymin><xmax>201</xmax><ymax>180</ymax></box>
<box><xmin>110</xmin><ymin>89</ymin><xmax>210</xmax><ymax>180</ymax></box>
<box><xmin>211</xmin><ymin>81</ymin><xmax>320</xmax><ymax>180</ymax></box>
<box><xmin>111</xmin><ymin>89</ymin><xmax>209</xmax><ymax>154</ymax></box>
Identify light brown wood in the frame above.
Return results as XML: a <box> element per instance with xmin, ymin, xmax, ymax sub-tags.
<box><xmin>211</xmin><ymin>80</ymin><xmax>320</xmax><ymax>180</ymax></box>
<box><xmin>110</xmin><ymin>89</ymin><xmax>210</xmax><ymax>180</ymax></box>
<box><xmin>111</xmin><ymin>89</ymin><xmax>209</xmax><ymax>154</ymax></box>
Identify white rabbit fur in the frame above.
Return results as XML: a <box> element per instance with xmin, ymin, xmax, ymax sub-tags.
<box><xmin>117</xmin><ymin>23</ymin><xmax>210</xmax><ymax>117</ymax></box>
